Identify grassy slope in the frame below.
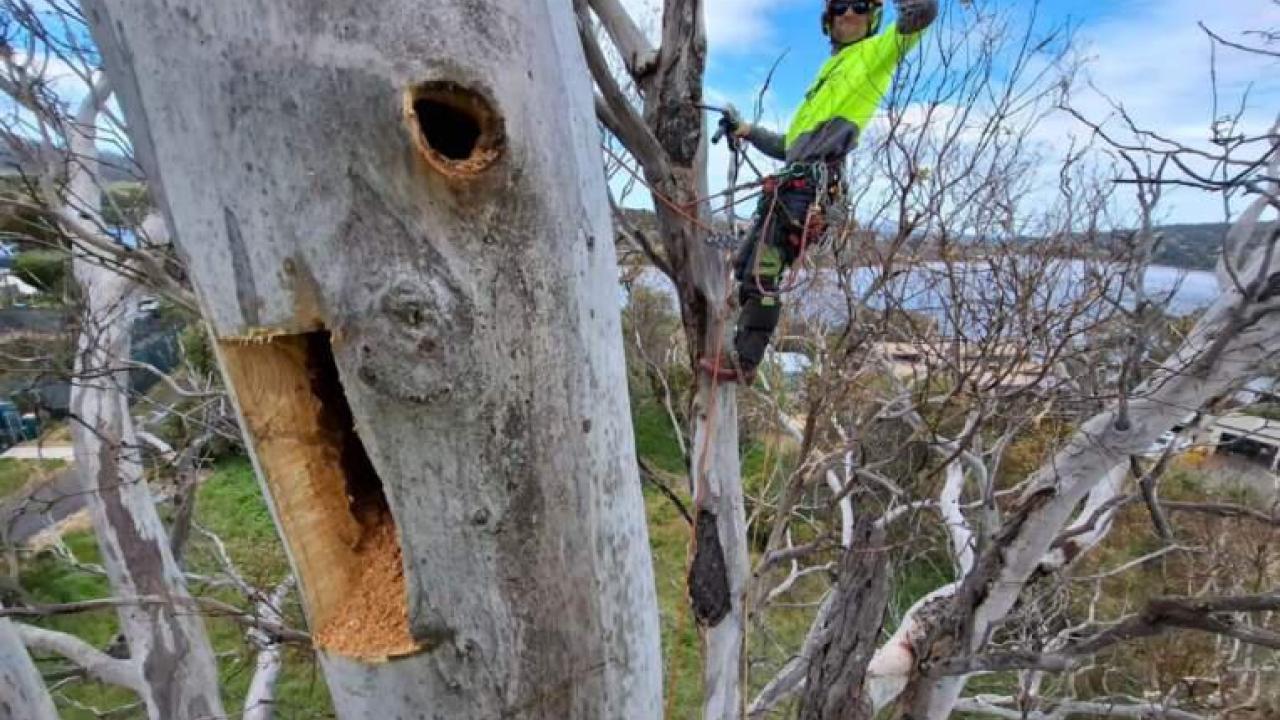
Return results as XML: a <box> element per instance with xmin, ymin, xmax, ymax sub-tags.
<box><xmin>0</xmin><ymin>458</ymin><xmax>64</xmax><ymax>497</ymax></box>
<box><xmin>18</xmin><ymin>459</ymin><xmax>333</xmax><ymax>719</ymax></box>
<box><xmin>13</xmin><ymin>400</ymin><xmax>962</xmax><ymax>718</ymax></box>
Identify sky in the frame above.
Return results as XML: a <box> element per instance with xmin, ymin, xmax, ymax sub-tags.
<box><xmin>625</xmin><ymin>0</ymin><xmax>1279</xmax><ymax>225</ymax></box>
<box><xmin>9</xmin><ymin>0</ymin><xmax>1277</xmax><ymax>226</ymax></box>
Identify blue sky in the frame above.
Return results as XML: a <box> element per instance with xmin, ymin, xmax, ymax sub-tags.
<box><xmin>11</xmin><ymin>0</ymin><xmax>1277</xmax><ymax>225</ymax></box>
<box><xmin>667</xmin><ymin>0</ymin><xmax>1279</xmax><ymax>224</ymax></box>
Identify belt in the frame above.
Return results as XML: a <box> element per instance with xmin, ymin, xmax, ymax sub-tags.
<box><xmin>764</xmin><ymin>162</ymin><xmax>844</xmax><ymax>201</ymax></box>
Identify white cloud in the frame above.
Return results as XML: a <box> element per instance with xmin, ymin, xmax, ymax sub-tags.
<box><xmin>1041</xmin><ymin>0</ymin><xmax>1279</xmax><ymax>221</ymax></box>
<box><xmin>705</xmin><ymin>0</ymin><xmax>807</xmax><ymax>51</ymax></box>
<box><xmin>1074</xmin><ymin>0</ymin><xmax>1277</xmax><ymax>138</ymax></box>
<box><xmin>613</xmin><ymin>0</ymin><xmax>1277</xmax><ymax>224</ymax></box>
<box><xmin>850</xmin><ymin>0</ymin><xmax>1277</xmax><ymax>224</ymax></box>
<box><xmin>620</xmin><ymin>0</ymin><xmax>811</xmax><ymax>53</ymax></box>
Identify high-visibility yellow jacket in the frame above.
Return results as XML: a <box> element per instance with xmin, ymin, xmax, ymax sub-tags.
<box><xmin>745</xmin><ymin>22</ymin><xmax>927</xmax><ymax>165</ymax></box>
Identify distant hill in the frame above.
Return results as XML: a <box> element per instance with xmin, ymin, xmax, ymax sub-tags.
<box><xmin>616</xmin><ymin>207</ymin><xmax>1268</xmax><ymax>273</ymax></box>
<box><xmin>1149</xmin><ymin>223</ymin><xmax>1228</xmax><ymax>271</ymax></box>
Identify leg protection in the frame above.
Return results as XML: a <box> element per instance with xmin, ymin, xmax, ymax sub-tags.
<box><xmin>735</xmin><ymin>244</ymin><xmax>784</xmax><ymax>373</ymax></box>
<box><xmin>734</xmin><ymin>292</ymin><xmax>781</xmax><ymax>373</ymax></box>
<box><xmin>730</xmin><ymin>182</ymin><xmax>815</xmax><ymax>373</ymax></box>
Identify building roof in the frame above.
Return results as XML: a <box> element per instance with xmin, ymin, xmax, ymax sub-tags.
<box><xmin>1213</xmin><ymin>413</ymin><xmax>1280</xmax><ymax>446</ymax></box>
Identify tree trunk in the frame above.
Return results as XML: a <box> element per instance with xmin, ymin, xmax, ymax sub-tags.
<box><xmin>689</xmin><ymin>377</ymin><xmax>749</xmax><ymax>720</ymax></box>
<box><xmin>577</xmin><ymin>0</ymin><xmax>749</xmax><ymax>711</ymax></box>
<box><xmin>84</xmin><ymin>1</ymin><xmax>663</xmax><ymax>717</ymax></box>
<box><xmin>653</xmin><ymin>133</ymin><xmax>750</xmax><ymax>720</ymax></box>
<box><xmin>69</xmin><ymin>263</ymin><xmax>227</xmax><ymax>719</ymax></box>
<box><xmin>796</xmin><ymin>519</ymin><xmax>891</xmax><ymax>720</ymax></box>
<box><xmin>0</xmin><ymin>609</ymin><xmax>58</xmax><ymax>720</ymax></box>
<box><xmin>57</xmin><ymin>72</ymin><xmax>225</xmax><ymax>719</ymax></box>
<box><xmin>640</xmin><ymin>3</ymin><xmax>753</xmax><ymax>716</ymax></box>
<box><xmin>653</xmin><ymin>149</ymin><xmax>749</xmax><ymax>720</ymax></box>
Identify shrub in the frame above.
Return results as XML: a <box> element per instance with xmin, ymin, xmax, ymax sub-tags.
<box><xmin>11</xmin><ymin>249</ymin><xmax>68</xmax><ymax>295</ymax></box>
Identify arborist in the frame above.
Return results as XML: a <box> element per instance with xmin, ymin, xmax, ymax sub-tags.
<box><xmin>700</xmin><ymin>0</ymin><xmax>938</xmax><ymax>384</ymax></box>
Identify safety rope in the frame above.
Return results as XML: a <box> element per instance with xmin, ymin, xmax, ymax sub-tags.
<box><xmin>605</xmin><ymin>140</ymin><xmax>834</xmax><ymax>715</ymax></box>
<box><xmin>749</xmin><ymin>162</ymin><xmax>833</xmax><ymax>298</ymax></box>
<box><xmin>601</xmin><ymin>144</ymin><xmax>766</xmax><ymax>242</ymax></box>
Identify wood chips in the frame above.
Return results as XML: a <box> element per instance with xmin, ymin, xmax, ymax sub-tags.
<box><xmin>313</xmin><ymin>519</ymin><xmax>418</xmax><ymax>660</ymax></box>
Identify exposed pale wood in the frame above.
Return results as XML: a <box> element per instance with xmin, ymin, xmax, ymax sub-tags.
<box><xmin>217</xmin><ymin>338</ymin><xmax>367</xmax><ymax>637</ymax></box>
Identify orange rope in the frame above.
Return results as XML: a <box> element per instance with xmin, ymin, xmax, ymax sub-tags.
<box><xmin>748</xmin><ymin>176</ymin><xmax>829</xmax><ymax>300</ymax></box>
<box><xmin>604</xmin><ymin>140</ymin><xmax>783</xmax><ymax>712</ymax></box>
<box><xmin>603</xmin><ymin>144</ymin><xmax>759</xmax><ymax>239</ymax></box>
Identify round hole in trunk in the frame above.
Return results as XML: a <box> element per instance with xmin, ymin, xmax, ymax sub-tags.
<box><xmin>404</xmin><ymin>81</ymin><xmax>504</xmax><ymax>178</ymax></box>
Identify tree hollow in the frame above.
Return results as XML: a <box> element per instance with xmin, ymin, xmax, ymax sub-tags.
<box><xmin>405</xmin><ymin>80</ymin><xmax>504</xmax><ymax>177</ymax></box>
<box><xmin>219</xmin><ymin>331</ymin><xmax>417</xmax><ymax>661</ymax></box>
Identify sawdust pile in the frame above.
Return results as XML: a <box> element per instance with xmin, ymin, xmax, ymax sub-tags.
<box><xmin>314</xmin><ymin>519</ymin><xmax>418</xmax><ymax>660</ymax></box>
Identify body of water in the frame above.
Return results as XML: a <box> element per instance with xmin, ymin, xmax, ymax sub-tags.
<box><xmin>635</xmin><ymin>261</ymin><xmax>1220</xmax><ymax>335</ymax></box>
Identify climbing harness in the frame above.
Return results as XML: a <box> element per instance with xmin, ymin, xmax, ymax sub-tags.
<box><xmin>746</xmin><ymin>161</ymin><xmax>845</xmax><ymax>298</ymax></box>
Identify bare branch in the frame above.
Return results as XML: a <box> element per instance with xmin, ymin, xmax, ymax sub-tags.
<box><xmin>576</xmin><ymin>6</ymin><xmax>669</xmax><ymax>176</ymax></box>
<box><xmin>15</xmin><ymin>623</ymin><xmax>145</xmax><ymax>694</ymax></box>
<box><xmin>584</xmin><ymin>0</ymin><xmax>657</xmax><ymax>79</ymax></box>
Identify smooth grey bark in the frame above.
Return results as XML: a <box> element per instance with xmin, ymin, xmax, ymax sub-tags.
<box><xmin>581</xmin><ymin>0</ymin><xmax>752</xmax><ymax>714</ymax></box>
<box><xmin>12</xmin><ymin>621</ymin><xmax>146</xmax><ymax>698</ymax></box>
<box><xmin>0</xmin><ymin>610</ymin><xmax>59</xmax><ymax>720</ymax></box>
<box><xmin>85</xmin><ymin>1</ymin><xmax>663</xmax><ymax>717</ymax></box>
<box><xmin>243</xmin><ymin>578</ymin><xmax>294</xmax><ymax>720</ymax></box>
<box><xmin>70</xmin><ymin>263</ymin><xmax>226</xmax><ymax>720</ymax></box>
<box><xmin>62</xmin><ymin>77</ymin><xmax>225</xmax><ymax>720</ymax></box>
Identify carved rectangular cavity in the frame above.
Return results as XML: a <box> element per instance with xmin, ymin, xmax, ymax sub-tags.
<box><xmin>219</xmin><ymin>332</ymin><xmax>416</xmax><ymax>660</ymax></box>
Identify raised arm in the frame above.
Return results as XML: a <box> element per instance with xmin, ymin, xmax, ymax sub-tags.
<box><xmin>894</xmin><ymin>0</ymin><xmax>938</xmax><ymax>34</ymax></box>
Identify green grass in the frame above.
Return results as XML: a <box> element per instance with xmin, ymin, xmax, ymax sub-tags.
<box><xmin>0</xmin><ymin>458</ymin><xmax>64</xmax><ymax>498</ymax></box>
<box><xmin>9</xmin><ymin>399</ymin><xmax>822</xmax><ymax>718</ymax></box>
<box><xmin>15</xmin><ymin>458</ymin><xmax>333</xmax><ymax>719</ymax></box>
<box><xmin>630</xmin><ymin>395</ymin><xmax>704</xmax><ymax>715</ymax></box>
<box><xmin>192</xmin><ymin>457</ymin><xmax>291</xmax><ymax>585</ymax></box>
<box><xmin>633</xmin><ymin>397</ymin><xmax>688</xmax><ymax>475</ymax></box>
<box><xmin>190</xmin><ymin>457</ymin><xmax>333</xmax><ymax>718</ymax></box>
<box><xmin>645</xmin><ymin>486</ymin><xmax>704</xmax><ymax>718</ymax></box>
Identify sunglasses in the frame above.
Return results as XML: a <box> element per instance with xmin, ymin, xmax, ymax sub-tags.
<box><xmin>829</xmin><ymin>0</ymin><xmax>879</xmax><ymax>16</ymax></box>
